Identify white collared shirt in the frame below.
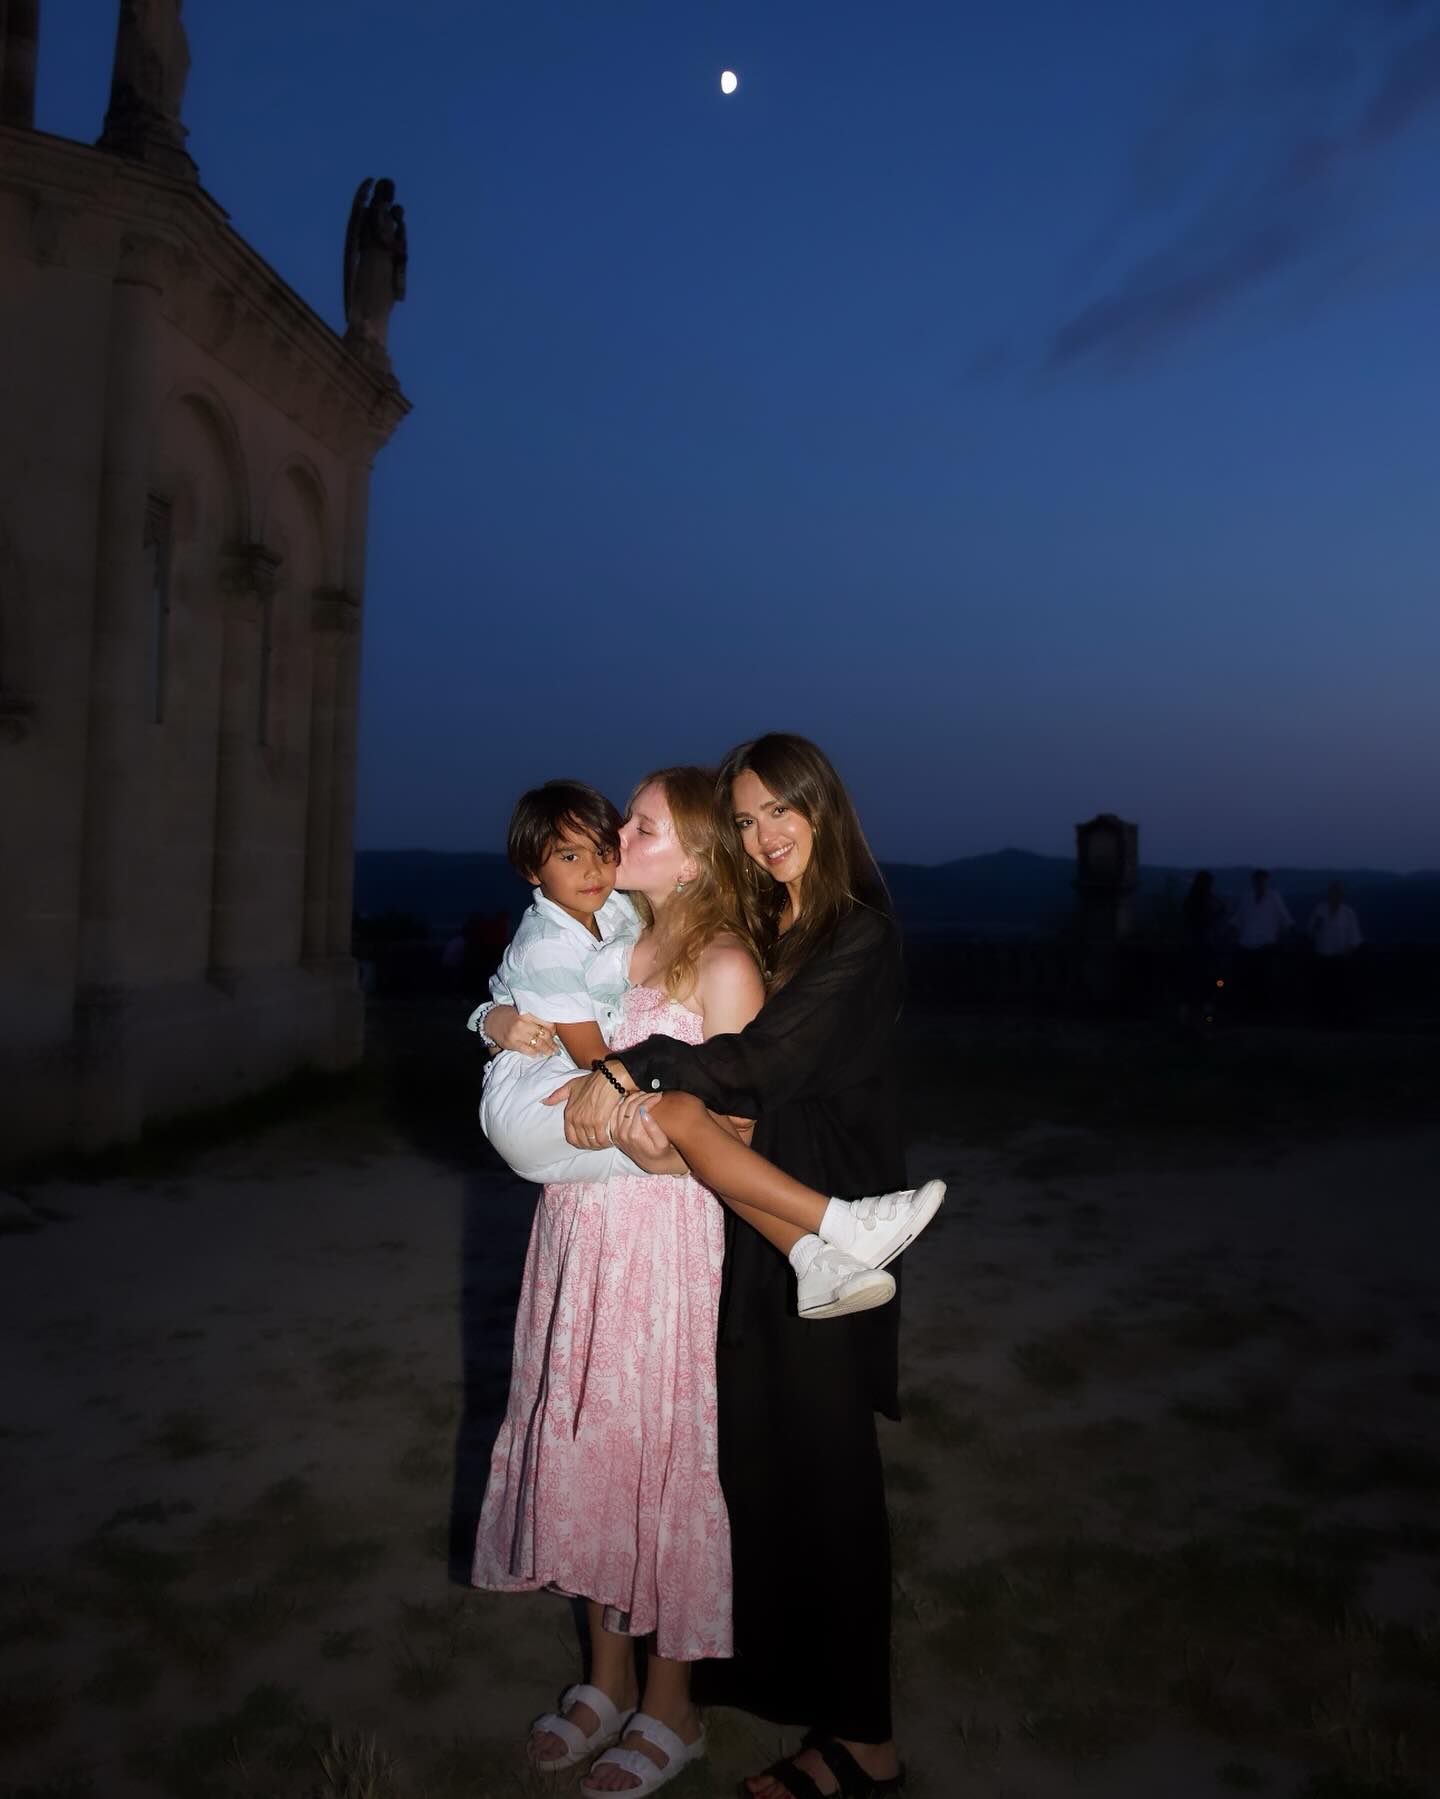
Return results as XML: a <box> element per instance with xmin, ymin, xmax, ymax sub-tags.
<box><xmin>467</xmin><ymin>890</ymin><xmax>640</xmax><ymax>1041</ymax></box>
<box><xmin>1309</xmin><ymin>903</ymin><xmax>1362</xmax><ymax>958</ymax></box>
<box><xmin>1235</xmin><ymin>888</ymin><xmax>1293</xmax><ymax>948</ymax></box>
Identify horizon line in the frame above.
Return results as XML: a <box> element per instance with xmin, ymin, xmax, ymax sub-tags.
<box><xmin>355</xmin><ymin>846</ymin><xmax>1439</xmax><ymax>881</ymax></box>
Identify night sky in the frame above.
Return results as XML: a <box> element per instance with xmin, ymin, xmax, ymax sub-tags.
<box><xmin>39</xmin><ymin>1</ymin><xmax>1440</xmax><ymax>870</ymax></box>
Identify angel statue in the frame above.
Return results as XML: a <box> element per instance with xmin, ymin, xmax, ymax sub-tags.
<box><xmin>343</xmin><ymin>177</ymin><xmax>408</xmax><ymax>371</ymax></box>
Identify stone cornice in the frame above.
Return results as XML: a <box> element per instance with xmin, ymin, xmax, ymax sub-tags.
<box><xmin>0</xmin><ymin>125</ymin><xmax>411</xmax><ymax>459</ymax></box>
<box><xmin>220</xmin><ymin>541</ymin><xmax>282</xmax><ymax>605</ymax></box>
<box><xmin>310</xmin><ymin>587</ymin><xmax>360</xmax><ymax>635</ymax></box>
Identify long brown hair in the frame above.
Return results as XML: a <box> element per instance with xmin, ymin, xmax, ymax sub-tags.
<box><xmin>717</xmin><ymin>733</ymin><xmax>890</xmax><ymax>987</ymax></box>
<box><xmin>627</xmin><ymin>765</ymin><xmax>756</xmax><ymax>1000</ymax></box>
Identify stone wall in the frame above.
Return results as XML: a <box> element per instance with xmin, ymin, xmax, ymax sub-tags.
<box><xmin>0</xmin><ymin>125</ymin><xmax>408</xmax><ymax>1162</ymax></box>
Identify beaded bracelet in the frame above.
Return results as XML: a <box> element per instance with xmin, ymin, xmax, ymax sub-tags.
<box><xmin>591</xmin><ymin>1058</ymin><xmax>629</xmax><ymax>1096</ymax></box>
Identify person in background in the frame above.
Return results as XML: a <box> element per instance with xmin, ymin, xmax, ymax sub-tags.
<box><xmin>1308</xmin><ymin>880</ymin><xmax>1363</xmax><ymax>1026</ymax></box>
<box><xmin>1180</xmin><ymin>870</ymin><xmax>1228</xmax><ymax>1024</ymax></box>
<box><xmin>1233</xmin><ymin>868</ymin><xmax>1293</xmax><ymax>1017</ymax></box>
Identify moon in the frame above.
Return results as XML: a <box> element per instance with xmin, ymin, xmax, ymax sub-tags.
<box><xmin>720</xmin><ymin>69</ymin><xmax>739</xmax><ymax>95</ymax></box>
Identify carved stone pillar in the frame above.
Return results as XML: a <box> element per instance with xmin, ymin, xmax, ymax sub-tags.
<box><xmin>208</xmin><ymin>542</ymin><xmax>280</xmax><ymax>979</ymax></box>
<box><xmin>72</xmin><ymin>235</ymin><xmax>167</xmax><ymax>1146</ymax></box>
<box><xmin>302</xmin><ymin>588</ymin><xmax>355</xmax><ymax>962</ymax></box>
<box><xmin>327</xmin><ymin>459</ymin><xmax>373</xmax><ymax>961</ymax></box>
<box><xmin>0</xmin><ymin>0</ymin><xmax>41</xmax><ymax>128</ymax></box>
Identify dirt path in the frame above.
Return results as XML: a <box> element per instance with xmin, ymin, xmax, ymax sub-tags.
<box><xmin>3</xmin><ymin>1107</ymin><xmax>1438</xmax><ymax>1798</ymax></box>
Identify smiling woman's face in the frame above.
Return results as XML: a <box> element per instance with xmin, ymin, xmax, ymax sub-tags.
<box><xmin>731</xmin><ymin>768</ymin><xmax>814</xmax><ymax>895</ymax></box>
<box><xmin>614</xmin><ymin>780</ymin><xmax>696</xmax><ymax>900</ymax></box>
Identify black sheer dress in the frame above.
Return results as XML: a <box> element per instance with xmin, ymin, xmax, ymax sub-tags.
<box><xmin>615</xmin><ymin>905</ymin><xmax>906</xmax><ymax>1744</ymax></box>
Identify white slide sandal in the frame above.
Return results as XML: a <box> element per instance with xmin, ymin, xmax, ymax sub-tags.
<box><xmin>529</xmin><ymin>1683</ymin><xmax>634</xmax><ymax>1772</ymax></box>
<box><xmin>580</xmin><ymin>1710</ymin><xmax>706</xmax><ymax>1795</ymax></box>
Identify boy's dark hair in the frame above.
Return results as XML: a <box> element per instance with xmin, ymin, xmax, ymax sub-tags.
<box><xmin>507</xmin><ymin>780</ymin><xmax>622</xmax><ymax>882</ymax></box>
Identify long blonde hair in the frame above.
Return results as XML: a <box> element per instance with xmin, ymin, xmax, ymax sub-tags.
<box><xmin>628</xmin><ymin>765</ymin><xmax>756</xmax><ymax>1000</ymax></box>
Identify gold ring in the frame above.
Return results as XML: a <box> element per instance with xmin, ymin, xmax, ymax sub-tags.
<box><xmin>529</xmin><ymin>1034</ymin><xmax>539</xmax><ymax>1047</ymax></box>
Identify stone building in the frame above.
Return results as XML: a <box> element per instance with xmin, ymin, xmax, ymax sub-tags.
<box><xmin>0</xmin><ymin>2</ymin><xmax>410</xmax><ymax>1161</ymax></box>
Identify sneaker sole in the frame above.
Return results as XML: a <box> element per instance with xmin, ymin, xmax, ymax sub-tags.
<box><xmin>866</xmin><ymin>1178</ymin><xmax>947</xmax><ymax>1273</ymax></box>
<box><xmin>799</xmin><ymin>1269</ymin><xmax>897</xmax><ymax>1321</ymax></box>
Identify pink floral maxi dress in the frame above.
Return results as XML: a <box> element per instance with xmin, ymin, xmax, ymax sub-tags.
<box><xmin>471</xmin><ymin>985</ymin><xmax>732</xmax><ymax>1661</ymax></box>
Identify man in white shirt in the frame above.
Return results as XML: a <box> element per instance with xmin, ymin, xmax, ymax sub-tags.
<box><xmin>1233</xmin><ymin>869</ymin><xmax>1293</xmax><ymax>1014</ymax></box>
<box><xmin>1308</xmin><ymin>881</ymin><xmax>1363</xmax><ymax>1024</ymax></box>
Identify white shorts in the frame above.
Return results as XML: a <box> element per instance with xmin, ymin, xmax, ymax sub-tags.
<box><xmin>479</xmin><ymin>1050</ymin><xmax>644</xmax><ymax>1186</ymax></box>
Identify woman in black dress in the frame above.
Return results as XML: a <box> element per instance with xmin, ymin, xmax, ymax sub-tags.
<box><xmin>563</xmin><ymin>733</ymin><xmax>909</xmax><ymax>1799</ymax></box>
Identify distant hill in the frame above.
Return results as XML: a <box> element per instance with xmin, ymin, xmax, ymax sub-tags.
<box><xmin>354</xmin><ymin>848</ymin><xmax>1440</xmax><ymax>946</ymax></box>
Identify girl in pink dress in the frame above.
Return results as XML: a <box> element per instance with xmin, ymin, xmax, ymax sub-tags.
<box><xmin>472</xmin><ymin>767</ymin><xmax>765</xmax><ymax>1795</ymax></box>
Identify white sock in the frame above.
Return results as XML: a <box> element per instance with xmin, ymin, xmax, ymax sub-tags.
<box><xmin>818</xmin><ymin>1197</ymin><xmax>855</xmax><ymax>1253</ymax></box>
<box><xmin>787</xmin><ymin>1233</ymin><xmax>825</xmax><ymax>1278</ymax></box>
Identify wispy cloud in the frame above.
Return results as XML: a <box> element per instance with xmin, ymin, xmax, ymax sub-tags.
<box><xmin>1043</xmin><ymin>0</ymin><xmax>1440</xmax><ymax>373</ymax></box>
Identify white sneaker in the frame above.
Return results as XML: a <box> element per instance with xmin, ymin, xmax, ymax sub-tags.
<box><xmin>827</xmin><ymin>1179</ymin><xmax>946</xmax><ymax>1271</ymax></box>
<box><xmin>797</xmin><ymin>1245</ymin><xmax>897</xmax><ymax>1321</ymax></box>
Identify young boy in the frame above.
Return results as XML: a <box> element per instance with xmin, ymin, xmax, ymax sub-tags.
<box><xmin>471</xmin><ymin>779</ymin><xmax>946</xmax><ymax>1319</ymax></box>
<box><xmin>469</xmin><ymin>780</ymin><xmax>646</xmax><ymax>1186</ymax></box>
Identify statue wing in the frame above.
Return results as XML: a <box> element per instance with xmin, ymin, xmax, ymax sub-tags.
<box><xmin>343</xmin><ymin>178</ymin><xmax>372</xmax><ymax>323</ymax></box>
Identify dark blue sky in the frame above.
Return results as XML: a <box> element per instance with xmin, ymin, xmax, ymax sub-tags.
<box><xmin>41</xmin><ymin>1</ymin><xmax>1440</xmax><ymax>868</ymax></box>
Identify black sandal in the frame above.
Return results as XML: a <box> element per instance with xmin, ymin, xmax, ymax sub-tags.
<box><xmin>745</xmin><ymin>1735</ymin><xmax>906</xmax><ymax>1799</ymax></box>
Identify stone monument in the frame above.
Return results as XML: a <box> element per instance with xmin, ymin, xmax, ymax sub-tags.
<box><xmin>97</xmin><ymin>0</ymin><xmax>195</xmax><ymax>178</ymax></box>
<box><xmin>0</xmin><ymin>1</ymin><xmax>411</xmax><ymax>1161</ymax></box>
<box><xmin>1074</xmin><ymin>813</ymin><xmax>1139</xmax><ymax>941</ymax></box>
<box><xmin>343</xmin><ymin>177</ymin><xmax>407</xmax><ymax>373</ymax></box>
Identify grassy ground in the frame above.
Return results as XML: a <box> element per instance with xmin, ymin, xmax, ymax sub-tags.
<box><xmin>2</xmin><ymin>1001</ymin><xmax>1438</xmax><ymax>1798</ymax></box>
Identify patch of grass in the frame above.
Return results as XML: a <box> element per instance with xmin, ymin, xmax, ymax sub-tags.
<box><xmin>99</xmin><ymin>1499</ymin><xmax>195</xmax><ymax>1531</ymax></box>
<box><xmin>82</xmin><ymin>1531</ymin><xmax>192</xmax><ymax>1591</ymax></box>
<box><xmin>129</xmin><ymin>1682</ymin><xmax>314</xmax><ymax>1799</ymax></box>
<box><xmin>80</xmin><ymin>1645</ymin><xmax>162</xmax><ymax>1707</ymax></box>
<box><xmin>319</xmin><ymin>1626</ymin><xmax>369</xmax><ymax>1662</ymax></box>
<box><xmin>1010</xmin><ymin>1329</ymin><xmax>1102</xmax><ymax>1393</ymax></box>
<box><xmin>0</xmin><ymin>1682</ymin><xmax>63</xmax><ymax>1752</ymax></box>
<box><xmin>392</xmin><ymin>1638</ymin><xmax>460</xmax><ymax>1703</ymax></box>
<box><xmin>418</xmin><ymin>1394</ymin><xmax>460</xmax><ymax>1433</ymax></box>
<box><xmin>320</xmin><ymin>1341</ymin><xmax>396</xmax><ymax>1400</ymax></box>
<box><xmin>928</xmin><ymin>1533</ymin><xmax>1377</xmax><ymax>1759</ymax></box>
<box><xmin>898</xmin><ymin>1386</ymin><xmax>987</xmax><ymax>1447</ymax></box>
<box><xmin>1219</xmin><ymin>1764</ymin><xmax>1271</xmax><ymax>1790</ymax></box>
<box><xmin>418</xmin><ymin>1522</ymin><xmax>450</xmax><ymax>1563</ymax></box>
<box><xmin>885</xmin><ymin>1460</ymin><xmax>933</xmax><ymax>1497</ymax></box>
<box><xmin>1171</xmin><ymin>1382</ymin><xmax>1291</xmax><ymax>1431</ymax></box>
<box><xmin>1018</xmin><ymin>1698</ymin><xmax>1133</xmax><ymax>1756</ymax></box>
<box><xmin>1294</xmin><ymin>1778</ymin><xmax>1427</xmax><ymax>1799</ymax></box>
<box><xmin>0</xmin><ymin>1777</ymin><xmax>97</xmax><ymax>1799</ymax></box>
<box><xmin>0</xmin><ymin>1581</ymin><xmax>63</xmax><ymax>1649</ymax></box>
<box><xmin>312</xmin><ymin>1728</ymin><xmax>406</xmax><ymax>1798</ymax></box>
<box><xmin>281</xmin><ymin>1536</ymin><xmax>388</xmax><ymax>1586</ymax></box>
<box><xmin>423</xmin><ymin>1734</ymin><xmax>532</xmax><ymax>1796</ymax></box>
<box><xmin>1279</xmin><ymin>1436</ymin><xmax>1440</xmax><ymax>1500</ymax></box>
<box><xmin>393</xmin><ymin>1441</ymin><xmax>449</xmax><ymax>1487</ymax></box>
<box><xmin>1168</xmin><ymin>1302</ymin><xmax>1284</xmax><ymax>1353</ymax></box>
<box><xmin>144</xmin><ymin>1410</ymin><xmax>221</xmax><ymax>1461</ymax></box>
<box><xmin>211</xmin><ymin>1581</ymin><xmax>297</xmax><ymax>1641</ymax></box>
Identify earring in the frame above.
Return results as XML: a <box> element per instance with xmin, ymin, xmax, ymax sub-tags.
<box><xmin>675</xmin><ymin>879</ymin><xmax>687</xmax><ymax>894</ymax></box>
